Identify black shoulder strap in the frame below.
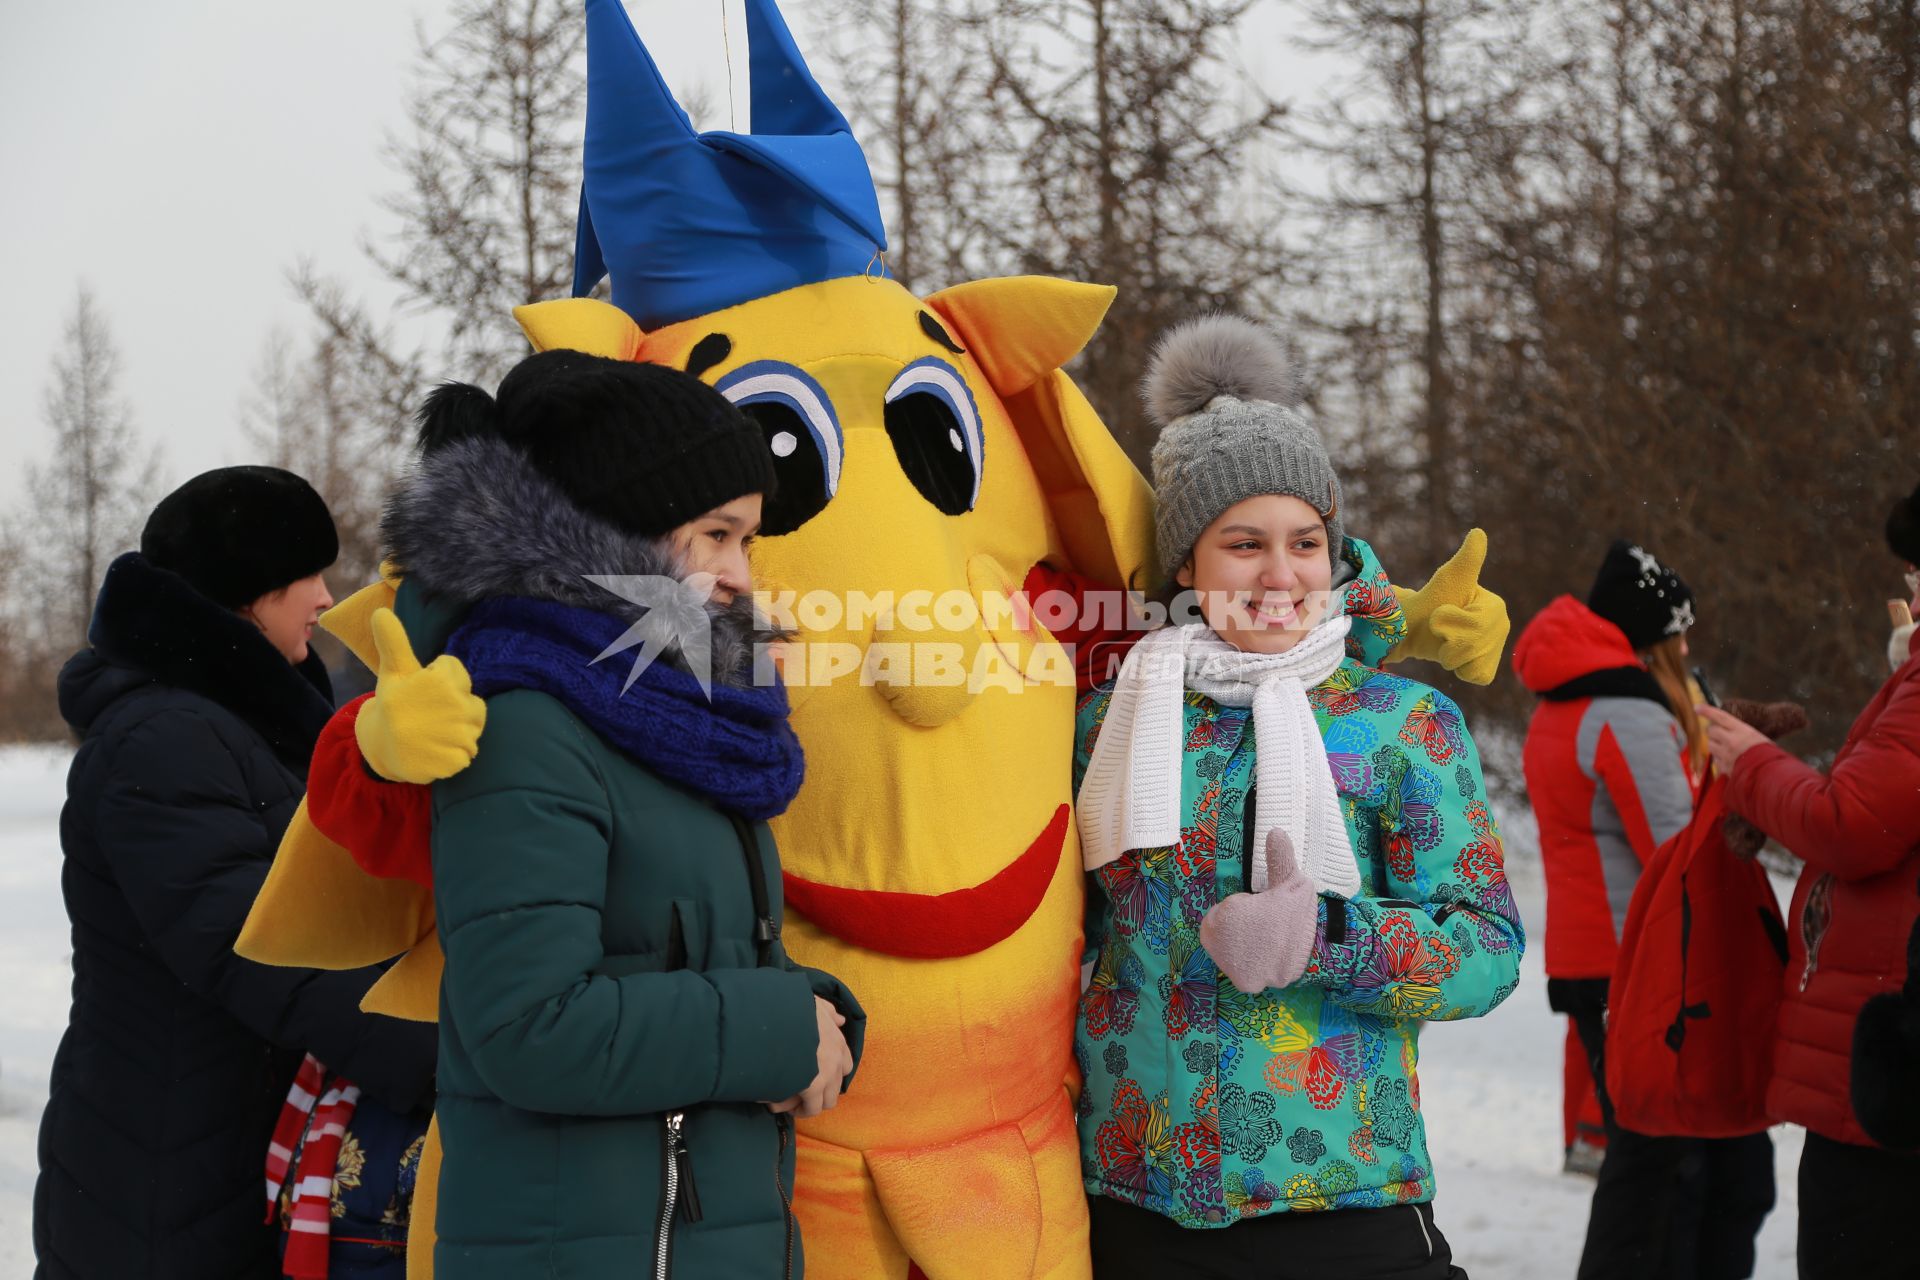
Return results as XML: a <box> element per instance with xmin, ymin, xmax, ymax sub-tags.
<box><xmin>726</xmin><ymin>812</ymin><xmax>780</xmax><ymax>968</ymax></box>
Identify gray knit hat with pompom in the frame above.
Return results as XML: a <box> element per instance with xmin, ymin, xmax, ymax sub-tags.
<box><xmin>1143</xmin><ymin>314</ymin><xmax>1343</xmax><ymax>579</ymax></box>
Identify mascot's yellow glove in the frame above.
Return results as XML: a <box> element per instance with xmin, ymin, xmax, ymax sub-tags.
<box><xmin>355</xmin><ymin>608</ymin><xmax>487</xmax><ymax>784</ymax></box>
<box><xmin>1387</xmin><ymin>528</ymin><xmax>1510</xmax><ymax>686</ymax></box>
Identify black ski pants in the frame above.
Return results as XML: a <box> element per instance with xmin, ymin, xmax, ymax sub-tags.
<box><xmin>1089</xmin><ymin>1193</ymin><xmax>1468</xmax><ymax>1279</ymax></box>
<box><xmin>1555</xmin><ymin>977</ymin><xmax>1775</xmax><ymax>1280</ymax></box>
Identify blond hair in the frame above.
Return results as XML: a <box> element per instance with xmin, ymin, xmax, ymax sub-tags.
<box><xmin>1642</xmin><ymin>635</ymin><xmax>1707</xmax><ymax>779</ymax></box>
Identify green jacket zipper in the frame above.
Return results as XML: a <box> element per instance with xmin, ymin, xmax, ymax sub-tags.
<box><xmin>655</xmin><ymin>1110</ymin><xmax>704</xmax><ymax>1280</ymax></box>
<box><xmin>775</xmin><ymin>1113</ymin><xmax>796</xmax><ymax>1280</ymax></box>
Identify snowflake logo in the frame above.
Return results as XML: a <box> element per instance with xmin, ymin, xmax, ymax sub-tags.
<box><xmin>581</xmin><ymin>573</ymin><xmax>722</xmax><ymax>698</ymax></box>
<box><xmin>1666</xmin><ymin>598</ymin><xmax>1695</xmax><ymax>636</ymax></box>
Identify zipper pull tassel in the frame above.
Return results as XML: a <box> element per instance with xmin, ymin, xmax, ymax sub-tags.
<box><xmin>673</xmin><ymin>1124</ymin><xmax>704</xmax><ymax>1223</ymax></box>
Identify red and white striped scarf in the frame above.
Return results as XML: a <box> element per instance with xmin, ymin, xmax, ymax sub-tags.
<box><xmin>265</xmin><ymin>1054</ymin><xmax>361</xmax><ymax>1280</ymax></box>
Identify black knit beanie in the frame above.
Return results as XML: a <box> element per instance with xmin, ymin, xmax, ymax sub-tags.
<box><xmin>467</xmin><ymin>349</ymin><xmax>773</xmax><ymax>539</ymax></box>
<box><xmin>1888</xmin><ymin>482</ymin><xmax>1920</xmax><ymax>566</ymax></box>
<box><xmin>141</xmin><ymin>466</ymin><xmax>338</xmax><ymax>608</ymax></box>
<box><xmin>1588</xmin><ymin>539</ymin><xmax>1696</xmax><ymax>651</ymax></box>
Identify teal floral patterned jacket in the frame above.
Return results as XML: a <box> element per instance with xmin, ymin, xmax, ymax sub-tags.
<box><xmin>1072</xmin><ymin>538</ymin><xmax>1524</xmax><ymax>1228</ymax></box>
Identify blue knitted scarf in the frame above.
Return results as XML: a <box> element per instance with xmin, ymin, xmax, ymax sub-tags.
<box><xmin>446</xmin><ymin>595</ymin><xmax>805</xmax><ymax>820</ymax></box>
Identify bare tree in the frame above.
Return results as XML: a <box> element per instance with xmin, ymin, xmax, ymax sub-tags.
<box><xmin>240</xmin><ymin>330</ymin><xmax>317</xmax><ymax>471</ymax></box>
<box><xmin>289</xmin><ymin>270</ymin><xmax>428</xmax><ymax>461</ymax></box>
<box><xmin>368</xmin><ymin>0</ymin><xmax>587</xmax><ymax>379</ymax></box>
<box><xmin>0</xmin><ymin>521</ymin><xmax>64</xmax><ymax>741</ymax></box>
<box><xmin>1457</xmin><ymin>0</ymin><xmax>1920</xmax><ymax>751</ymax></box>
<box><xmin>23</xmin><ymin>285</ymin><xmax>162</xmax><ymax>653</ymax></box>
<box><xmin>292</xmin><ymin>0</ymin><xmax>590</xmax><ymax>464</ymax></box>
<box><xmin>957</xmin><ymin>0</ymin><xmax>1293</xmax><ymax>461</ymax></box>
<box><xmin>818</xmin><ymin>0</ymin><xmax>1004</xmax><ymax>293</ymax></box>
<box><xmin>1286</xmin><ymin>0</ymin><xmax>1535</xmax><ymax>566</ymax></box>
<box><xmin>240</xmin><ymin>330</ymin><xmax>389</xmax><ymax>590</ymax></box>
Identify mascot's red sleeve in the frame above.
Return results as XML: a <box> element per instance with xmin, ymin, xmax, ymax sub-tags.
<box><xmin>1024</xmin><ymin>562</ymin><xmax>1144</xmax><ymax>693</ymax></box>
<box><xmin>307</xmin><ymin>694</ymin><xmax>436</xmax><ymax>889</ymax></box>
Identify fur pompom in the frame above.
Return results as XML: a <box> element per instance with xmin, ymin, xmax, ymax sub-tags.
<box><xmin>415</xmin><ymin>382</ymin><xmax>500</xmax><ymax>455</ymax></box>
<box><xmin>1142</xmin><ymin>315</ymin><xmax>1298</xmax><ymax>426</ymax></box>
<box><xmin>1852</xmin><ymin>985</ymin><xmax>1920</xmax><ymax>1150</ymax></box>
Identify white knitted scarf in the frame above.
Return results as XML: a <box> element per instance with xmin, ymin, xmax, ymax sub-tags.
<box><xmin>1076</xmin><ymin>617</ymin><xmax>1362</xmax><ymax>897</ymax></box>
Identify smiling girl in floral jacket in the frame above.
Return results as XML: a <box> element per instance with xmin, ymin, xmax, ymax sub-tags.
<box><xmin>1071</xmin><ymin>318</ymin><xmax>1524</xmax><ymax>1278</ymax></box>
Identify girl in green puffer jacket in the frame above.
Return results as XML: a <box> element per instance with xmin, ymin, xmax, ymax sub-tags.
<box><xmin>1072</xmin><ymin>318</ymin><xmax>1524</xmax><ymax>1279</ymax></box>
<box><xmin>382</xmin><ymin>350</ymin><xmax>862</xmax><ymax>1280</ymax></box>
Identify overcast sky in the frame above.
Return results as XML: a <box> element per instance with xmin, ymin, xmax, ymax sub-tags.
<box><xmin>0</xmin><ymin>0</ymin><xmax>1331</xmax><ymax>522</ymax></box>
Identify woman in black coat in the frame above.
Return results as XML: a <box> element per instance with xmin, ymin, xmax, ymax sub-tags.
<box><xmin>33</xmin><ymin>467</ymin><xmax>437</xmax><ymax>1280</ymax></box>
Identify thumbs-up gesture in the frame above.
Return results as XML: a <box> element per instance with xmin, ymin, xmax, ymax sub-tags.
<box><xmin>1387</xmin><ymin>528</ymin><xmax>1510</xmax><ymax>686</ymax></box>
<box><xmin>1199</xmin><ymin>830</ymin><xmax>1321</xmax><ymax>995</ymax></box>
<box><xmin>354</xmin><ymin>608</ymin><xmax>487</xmax><ymax>784</ymax></box>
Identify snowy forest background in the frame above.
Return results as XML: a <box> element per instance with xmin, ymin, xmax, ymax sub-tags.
<box><xmin>4</xmin><ymin>0</ymin><xmax>1917</xmax><ymax>760</ymax></box>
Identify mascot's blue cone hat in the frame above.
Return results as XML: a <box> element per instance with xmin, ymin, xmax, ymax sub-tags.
<box><xmin>575</xmin><ymin>0</ymin><xmax>889</xmax><ymax>330</ymax></box>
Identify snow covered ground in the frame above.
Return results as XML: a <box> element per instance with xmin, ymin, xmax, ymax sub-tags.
<box><xmin>0</xmin><ymin>743</ymin><xmax>1803</xmax><ymax>1277</ymax></box>
<box><xmin>0</xmin><ymin>746</ymin><xmax>73</xmax><ymax>1279</ymax></box>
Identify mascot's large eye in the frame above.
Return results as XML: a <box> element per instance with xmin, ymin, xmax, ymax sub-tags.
<box><xmin>883</xmin><ymin>358</ymin><xmax>985</xmax><ymax>515</ymax></box>
<box><xmin>715</xmin><ymin>361</ymin><xmax>844</xmax><ymax>536</ymax></box>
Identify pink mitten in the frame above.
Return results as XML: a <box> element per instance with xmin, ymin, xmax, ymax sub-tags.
<box><xmin>1199</xmin><ymin>829</ymin><xmax>1321</xmax><ymax>994</ymax></box>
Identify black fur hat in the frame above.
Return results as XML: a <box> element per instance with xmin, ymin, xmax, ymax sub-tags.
<box><xmin>140</xmin><ymin>466</ymin><xmax>337</xmax><ymax>608</ymax></box>
<box><xmin>1887</xmin><ymin>481</ymin><xmax>1920</xmax><ymax>566</ymax></box>
<box><xmin>414</xmin><ymin>350</ymin><xmax>773</xmax><ymax>540</ymax></box>
<box><xmin>1588</xmin><ymin>540</ymin><xmax>1696</xmax><ymax>651</ymax></box>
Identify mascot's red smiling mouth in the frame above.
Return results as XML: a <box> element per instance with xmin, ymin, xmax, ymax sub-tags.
<box><xmin>781</xmin><ymin>805</ymin><xmax>1070</xmax><ymax>958</ymax></box>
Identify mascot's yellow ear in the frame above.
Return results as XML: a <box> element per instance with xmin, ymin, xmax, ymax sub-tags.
<box><xmin>924</xmin><ymin>276</ymin><xmax>1114</xmax><ymax>397</ymax></box>
<box><xmin>320</xmin><ymin>575</ymin><xmax>401</xmax><ymax>672</ymax></box>
<box><xmin>926</xmin><ymin>275</ymin><xmax>1155</xmax><ymax>589</ymax></box>
<box><xmin>1011</xmin><ymin>370</ymin><xmax>1156</xmax><ymax>589</ymax></box>
<box><xmin>513</xmin><ymin>298</ymin><xmax>647</xmax><ymax>360</ymax></box>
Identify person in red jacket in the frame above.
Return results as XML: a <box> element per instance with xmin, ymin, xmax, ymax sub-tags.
<box><xmin>1699</xmin><ymin>482</ymin><xmax>1920</xmax><ymax>1280</ymax></box>
<box><xmin>1514</xmin><ymin>540</ymin><xmax>1773</xmax><ymax>1280</ymax></box>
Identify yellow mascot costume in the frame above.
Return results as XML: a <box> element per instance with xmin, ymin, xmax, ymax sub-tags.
<box><xmin>240</xmin><ymin>1</ymin><xmax>1509</xmax><ymax>1276</ymax></box>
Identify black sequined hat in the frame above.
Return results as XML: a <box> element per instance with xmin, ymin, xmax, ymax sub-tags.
<box><xmin>1587</xmin><ymin>540</ymin><xmax>1695</xmax><ymax>650</ymax></box>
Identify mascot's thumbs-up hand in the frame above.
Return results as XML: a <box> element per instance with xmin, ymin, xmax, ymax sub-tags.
<box><xmin>1388</xmin><ymin>527</ymin><xmax>1510</xmax><ymax>686</ymax></box>
<box><xmin>355</xmin><ymin>608</ymin><xmax>486</xmax><ymax>784</ymax></box>
<box><xmin>1199</xmin><ymin>830</ymin><xmax>1320</xmax><ymax>995</ymax></box>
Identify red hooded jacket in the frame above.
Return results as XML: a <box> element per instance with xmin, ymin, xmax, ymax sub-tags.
<box><xmin>1515</xmin><ymin>596</ymin><xmax>1697</xmax><ymax>979</ymax></box>
<box><xmin>1728</xmin><ymin>631</ymin><xmax>1920</xmax><ymax>1146</ymax></box>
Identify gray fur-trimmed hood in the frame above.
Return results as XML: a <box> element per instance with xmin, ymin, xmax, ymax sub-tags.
<box><xmin>382</xmin><ymin>434</ymin><xmax>773</xmax><ymax>686</ymax></box>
